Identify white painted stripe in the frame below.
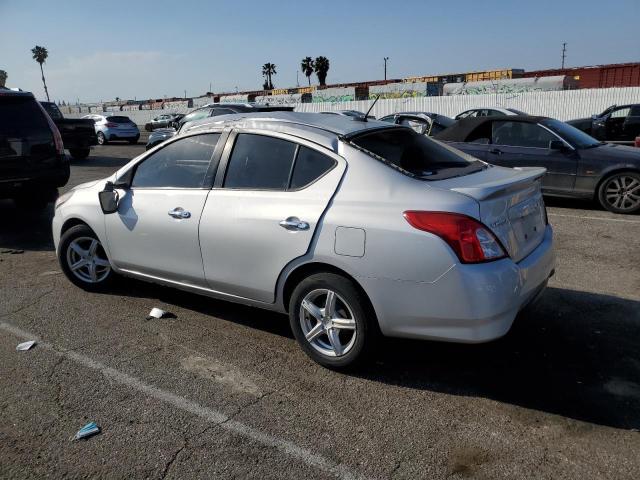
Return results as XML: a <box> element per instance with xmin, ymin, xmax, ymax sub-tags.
<box><xmin>1</xmin><ymin>321</ymin><xmax>370</xmax><ymax>480</ymax></box>
<box><xmin>548</xmin><ymin>213</ymin><xmax>640</xmax><ymax>224</ymax></box>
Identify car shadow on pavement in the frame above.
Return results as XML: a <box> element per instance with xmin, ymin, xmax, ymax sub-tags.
<box><xmin>354</xmin><ymin>286</ymin><xmax>640</xmax><ymax>431</ymax></box>
<box><xmin>0</xmin><ymin>200</ymin><xmax>54</xmax><ymax>252</ymax></box>
<box><xmin>102</xmin><ymin>277</ymin><xmax>640</xmax><ymax>430</ymax></box>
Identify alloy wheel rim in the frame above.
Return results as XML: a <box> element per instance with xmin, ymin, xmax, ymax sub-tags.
<box><xmin>605</xmin><ymin>175</ymin><xmax>640</xmax><ymax>211</ymax></box>
<box><xmin>66</xmin><ymin>236</ymin><xmax>111</xmax><ymax>283</ymax></box>
<box><xmin>299</xmin><ymin>289</ymin><xmax>357</xmax><ymax>357</ymax></box>
<box><xmin>97</xmin><ymin>133</ymin><xmax>105</xmax><ymax>145</ymax></box>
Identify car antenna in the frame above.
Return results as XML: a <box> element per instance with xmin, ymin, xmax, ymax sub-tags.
<box><xmin>356</xmin><ymin>96</ymin><xmax>379</xmax><ymax>122</ymax></box>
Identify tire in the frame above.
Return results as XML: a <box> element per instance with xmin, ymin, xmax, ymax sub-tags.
<box><xmin>597</xmin><ymin>171</ymin><xmax>640</xmax><ymax>214</ymax></box>
<box><xmin>69</xmin><ymin>148</ymin><xmax>90</xmax><ymax>160</ymax></box>
<box><xmin>58</xmin><ymin>224</ymin><xmax>114</xmax><ymax>292</ymax></box>
<box><xmin>288</xmin><ymin>272</ymin><xmax>378</xmax><ymax>369</ymax></box>
<box><xmin>97</xmin><ymin>132</ymin><xmax>107</xmax><ymax>145</ymax></box>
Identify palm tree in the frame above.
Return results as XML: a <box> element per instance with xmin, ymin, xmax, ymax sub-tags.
<box><xmin>300</xmin><ymin>57</ymin><xmax>315</xmax><ymax>86</ymax></box>
<box><xmin>31</xmin><ymin>45</ymin><xmax>50</xmax><ymax>101</ymax></box>
<box><xmin>314</xmin><ymin>56</ymin><xmax>330</xmax><ymax>86</ymax></box>
<box><xmin>261</xmin><ymin>63</ymin><xmax>277</xmax><ymax>90</ymax></box>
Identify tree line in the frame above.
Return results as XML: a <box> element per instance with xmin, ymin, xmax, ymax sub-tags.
<box><xmin>263</xmin><ymin>56</ymin><xmax>330</xmax><ymax>91</ymax></box>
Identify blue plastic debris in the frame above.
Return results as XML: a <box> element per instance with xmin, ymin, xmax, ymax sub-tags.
<box><xmin>72</xmin><ymin>422</ymin><xmax>101</xmax><ymax>441</ymax></box>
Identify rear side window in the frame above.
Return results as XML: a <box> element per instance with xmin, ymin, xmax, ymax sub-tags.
<box><xmin>106</xmin><ymin>116</ymin><xmax>132</xmax><ymax>123</ymax></box>
<box><xmin>41</xmin><ymin>102</ymin><xmax>63</xmax><ymax>120</ymax></box>
<box><xmin>224</xmin><ymin>134</ymin><xmax>297</xmax><ymax>190</ymax></box>
<box><xmin>290</xmin><ymin>146</ymin><xmax>336</xmax><ymax>189</ymax></box>
<box><xmin>351</xmin><ymin>128</ymin><xmax>483</xmax><ymax>180</ymax></box>
<box><xmin>132</xmin><ymin>133</ymin><xmax>220</xmax><ymax>188</ymax></box>
<box><xmin>0</xmin><ymin>95</ymin><xmax>50</xmax><ymax>136</ymax></box>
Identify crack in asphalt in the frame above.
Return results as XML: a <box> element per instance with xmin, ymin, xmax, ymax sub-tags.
<box><xmin>160</xmin><ymin>424</ymin><xmax>214</xmax><ymax>479</ymax></box>
<box><xmin>0</xmin><ymin>288</ymin><xmax>54</xmax><ymax>319</ymax></box>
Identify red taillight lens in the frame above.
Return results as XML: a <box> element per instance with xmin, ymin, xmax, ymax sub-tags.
<box><xmin>36</xmin><ymin>101</ymin><xmax>64</xmax><ymax>155</ymax></box>
<box><xmin>106</xmin><ymin>122</ymin><xmax>119</xmax><ymax>127</ymax></box>
<box><xmin>403</xmin><ymin>211</ymin><xmax>507</xmax><ymax>263</ymax></box>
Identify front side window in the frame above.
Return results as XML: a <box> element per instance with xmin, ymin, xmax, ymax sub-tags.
<box><xmin>132</xmin><ymin>133</ymin><xmax>220</xmax><ymax>188</ymax></box>
<box><xmin>491</xmin><ymin>121</ymin><xmax>556</xmax><ymax>148</ymax></box>
<box><xmin>379</xmin><ymin>115</ymin><xmax>396</xmax><ymax>123</ymax></box>
<box><xmin>224</xmin><ymin>134</ymin><xmax>297</xmax><ymax>190</ymax></box>
<box><xmin>610</xmin><ymin>107</ymin><xmax>631</xmax><ymax>119</ymax></box>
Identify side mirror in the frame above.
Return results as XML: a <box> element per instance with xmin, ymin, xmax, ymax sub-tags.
<box><xmin>549</xmin><ymin>140</ymin><xmax>567</xmax><ymax>151</ymax></box>
<box><xmin>98</xmin><ymin>181</ymin><xmax>119</xmax><ymax>214</ymax></box>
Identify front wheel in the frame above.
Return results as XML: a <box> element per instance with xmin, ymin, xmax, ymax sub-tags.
<box><xmin>598</xmin><ymin>172</ymin><xmax>640</xmax><ymax>214</ymax></box>
<box><xmin>59</xmin><ymin>224</ymin><xmax>114</xmax><ymax>291</ymax></box>
<box><xmin>288</xmin><ymin>273</ymin><xmax>378</xmax><ymax>369</ymax></box>
<box><xmin>97</xmin><ymin>132</ymin><xmax>107</xmax><ymax>145</ymax></box>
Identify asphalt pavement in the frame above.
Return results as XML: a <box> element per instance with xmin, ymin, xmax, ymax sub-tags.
<box><xmin>1</xmin><ymin>137</ymin><xmax>639</xmax><ymax>479</ymax></box>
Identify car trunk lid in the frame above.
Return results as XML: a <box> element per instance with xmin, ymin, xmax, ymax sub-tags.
<box><xmin>432</xmin><ymin>166</ymin><xmax>547</xmax><ymax>263</ymax></box>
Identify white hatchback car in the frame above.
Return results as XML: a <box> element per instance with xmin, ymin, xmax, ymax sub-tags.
<box><xmin>53</xmin><ymin>112</ymin><xmax>555</xmax><ymax>368</ymax></box>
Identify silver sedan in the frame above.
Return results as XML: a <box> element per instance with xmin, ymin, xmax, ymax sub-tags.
<box><xmin>52</xmin><ymin>112</ymin><xmax>555</xmax><ymax>368</ymax></box>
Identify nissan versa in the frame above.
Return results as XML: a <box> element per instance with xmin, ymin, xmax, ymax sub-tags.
<box><xmin>52</xmin><ymin>112</ymin><xmax>555</xmax><ymax>368</ymax></box>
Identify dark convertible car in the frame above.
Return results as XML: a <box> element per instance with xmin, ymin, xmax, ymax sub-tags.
<box><xmin>568</xmin><ymin>104</ymin><xmax>640</xmax><ymax>145</ymax></box>
<box><xmin>434</xmin><ymin>115</ymin><xmax>640</xmax><ymax>214</ymax></box>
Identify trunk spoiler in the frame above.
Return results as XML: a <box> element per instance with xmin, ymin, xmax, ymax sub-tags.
<box><xmin>448</xmin><ymin>166</ymin><xmax>546</xmax><ymax>201</ymax></box>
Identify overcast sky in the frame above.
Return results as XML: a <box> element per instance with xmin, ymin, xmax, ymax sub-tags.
<box><xmin>1</xmin><ymin>0</ymin><xmax>638</xmax><ymax>103</ymax></box>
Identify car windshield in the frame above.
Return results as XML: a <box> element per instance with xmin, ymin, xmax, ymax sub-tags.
<box><xmin>106</xmin><ymin>116</ymin><xmax>132</xmax><ymax>123</ymax></box>
<box><xmin>350</xmin><ymin>127</ymin><xmax>486</xmax><ymax>180</ymax></box>
<box><xmin>542</xmin><ymin>118</ymin><xmax>601</xmax><ymax>148</ymax></box>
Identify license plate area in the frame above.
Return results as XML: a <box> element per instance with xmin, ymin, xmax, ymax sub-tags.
<box><xmin>508</xmin><ymin>195</ymin><xmax>546</xmax><ymax>247</ymax></box>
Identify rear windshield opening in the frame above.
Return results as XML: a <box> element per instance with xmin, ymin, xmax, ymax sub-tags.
<box><xmin>106</xmin><ymin>116</ymin><xmax>132</xmax><ymax>123</ymax></box>
<box><xmin>0</xmin><ymin>95</ymin><xmax>49</xmax><ymax>136</ymax></box>
<box><xmin>350</xmin><ymin>128</ymin><xmax>486</xmax><ymax>180</ymax></box>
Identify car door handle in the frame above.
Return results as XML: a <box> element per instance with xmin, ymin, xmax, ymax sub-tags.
<box><xmin>168</xmin><ymin>207</ymin><xmax>191</xmax><ymax>219</ymax></box>
<box><xmin>489</xmin><ymin>148</ymin><xmax>503</xmax><ymax>155</ymax></box>
<box><xmin>279</xmin><ymin>217</ymin><xmax>310</xmax><ymax>231</ymax></box>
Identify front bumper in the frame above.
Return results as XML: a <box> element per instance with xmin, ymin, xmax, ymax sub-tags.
<box><xmin>363</xmin><ymin>225</ymin><xmax>555</xmax><ymax>343</ymax></box>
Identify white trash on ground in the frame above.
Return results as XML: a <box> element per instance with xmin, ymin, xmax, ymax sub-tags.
<box><xmin>147</xmin><ymin>307</ymin><xmax>167</xmax><ymax>320</ymax></box>
<box><xmin>16</xmin><ymin>341</ymin><xmax>37</xmax><ymax>351</ymax></box>
<box><xmin>71</xmin><ymin>422</ymin><xmax>101</xmax><ymax>441</ymax></box>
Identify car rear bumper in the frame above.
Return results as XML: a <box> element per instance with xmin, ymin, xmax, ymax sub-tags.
<box><xmin>363</xmin><ymin>225</ymin><xmax>555</xmax><ymax>343</ymax></box>
<box><xmin>103</xmin><ymin>128</ymin><xmax>140</xmax><ymax>140</ymax></box>
<box><xmin>0</xmin><ymin>160</ymin><xmax>70</xmax><ymax>198</ymax></box>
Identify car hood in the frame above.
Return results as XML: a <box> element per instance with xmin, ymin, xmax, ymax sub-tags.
<box><xmin>580</xmin><ymin>142</ymin><xmax>640</xmax><ymax>163</ymax></box>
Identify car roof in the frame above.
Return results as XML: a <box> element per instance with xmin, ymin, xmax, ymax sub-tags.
<box><xmin>434</xmin><ymin>115</ymin><xmax>550</xmax><ymax>141</ymax></box>
<box><xmin>182</xmin><ymin>111</ymin><xmax>401</xmax><ymax>151</ymax></box>
<box><xmin>0</xmin><ymin>89</ymin><xmax>34</xmax><ymax>98</ymax></box>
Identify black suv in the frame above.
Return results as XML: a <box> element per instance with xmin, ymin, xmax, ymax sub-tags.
<box><xmin>0</xmin><ymin>90</ymin><xmax>70</xmax><ymax>209</ymax></box>
<box><xmin>568</xmin><ymin>104</ymin><xmax>640</xmax><ymax>145</ymax></box>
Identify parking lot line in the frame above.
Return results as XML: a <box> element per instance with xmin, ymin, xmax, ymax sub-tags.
<box><xmin>548</xmin><ymin>213</ymin><xmax>640</xmax><ymax>224</ymax></box>
<box><xmin>0</xmin><ymin>321</ymin><xmax>370</xmax><ymax>480</ymax></box>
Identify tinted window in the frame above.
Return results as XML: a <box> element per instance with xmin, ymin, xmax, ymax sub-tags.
<box><xmin>630</xmin><ymin>106</ymin><xmax>640</xmax><ymax>116</ymax></box>
<box><xmin>491</xmin><ymin>121</ymin><xmax>556</xmax><ymax>148</ymax></box>
<box><xmin>132</xmin><ymin>133</ymin><xmax>219</xmax><ymax>188</ymax></box>
<box><xmin>212</xmin><ymin>108</ymin><xmax>236</xmax><ymax>116</ymax></box>
<box><xmin>379</xmin><ymin>115</ymin><xmax>396</xmax><ymax>123</ymax></box>
<box><xmin>290</xmin><ymin>146</ymin><xmax>336</xmax><ymax>189</ymax></box>
<box><xmin>106</xmin><ymin>116</ymin><xmax>132</xmax><ymax>123</ymax></box>
<box><xmin>0</xmin><ymin>95</ymin><xmax>49</xmax><ymax>136</ymax></box>
<box><xmin>352</xmin><ymin>128</ymin><xmax>484</xmax><ymax>180</ymax></box>
<box><xmin>182</xmin><ymin>109</ymin><xmax>211</xmax><ymax>123</ymax></box>
<box><xmin>224</xmin><ymin>134</ymin><xmax>297</xmax><ymax>190</ymax></box>
<box><xmin>41</xmin><ymin>102</ymin><xmax>63</xmax><ymax>120</ymax></box>
<box><xmin>610</xmin><ymin>107</ymin><xmax>630</xmax><ymax>119</ymax></box>
<box><xmin>542</xmin><ymin>119</ymin><xmax>600</xmax><ymax>149</ymax></box>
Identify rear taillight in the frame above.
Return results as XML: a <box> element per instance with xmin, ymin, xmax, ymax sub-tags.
<box><xmin>36</xmin><ymin>101</ymin><xmax>64</xmax><ymax>155</ymax></box>
<box><xmin>403</xmin><ymin>211</ymin><xmax>507</xmax><ymax>264</ymax></box>
<box><xmin>106</xmin><ymin>122</ymin><xmax>118</xmax><ymax>127</ymax></box>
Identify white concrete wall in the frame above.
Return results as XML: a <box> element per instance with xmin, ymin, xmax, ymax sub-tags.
<box><xmin>67</xmin><ymin>87</ymin><xmax>640</xmax><ymax>125</ymax></box>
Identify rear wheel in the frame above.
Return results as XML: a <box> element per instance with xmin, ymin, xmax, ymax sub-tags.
<box><xmin>97</xmin><ymin>132</ymin><xmax>107</xmax><ymax>145</ymax></box>
<box><xmin>598</xmin><ymin>171</ymin><xmax>640</xmax><ymax>214</ymax></box>
<box><xmin>59</xmin><ymin>224</ymin><xmax>114</xmax><ymax>291</ymax></box>
<box><xmin>289</xmin><ymin>273</ymin><xmax>377</xmax><ymax>369</ymax></box>
<box><xmin>69</xmin><ymin>148</ymin><xmax>90</xmax><ymax>160</ymax></box>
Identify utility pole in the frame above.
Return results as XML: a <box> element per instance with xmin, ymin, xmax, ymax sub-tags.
<box><xmin>561</xmin><ymin>42</ymin><xmax>567</xmax><ymax>69</ymax></box>
<box><xmin>384</xmin><ymin>57</ymin><xmax>389</xmax><ymax>80</ymax></box>
<box><xmin>209</xmin><ymin>82</ymin><xmax>212</xmax><ymax>94</ymax></box>
<box><xmin>296</xmin><ymin>70</ymin><xmax>299</xmax><ymax>87</ymax></box>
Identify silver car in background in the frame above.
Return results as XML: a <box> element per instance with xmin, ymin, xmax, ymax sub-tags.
<box><xmin>83</xmin><ymin>114</ymin><xmax>140</xmax><ymax>145</ymax></box>
<box><xmin>52</xmin><ymin>112</ymin><xmax>555</xmax><ymax>368</ymax></box>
